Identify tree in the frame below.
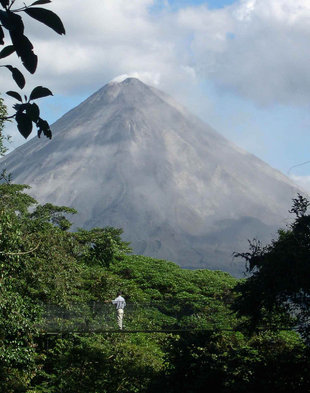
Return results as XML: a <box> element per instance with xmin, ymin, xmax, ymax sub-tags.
<box><xmin>233</xmin><ymin>194</ymin><xmax>310</xmax><ymax>342</ymax></box>
<box><xmin>1</xmin><ymin>182</ymin><xmax>309</xmax><ymax>392</ymax></box>
<box><xmin>0</xmin><ymin>0</ymin><xmax>65</xmax><ymax>140</ymax></box>
<box><xmin>155</xmin><ymin>330</ymin><xmax>310</xmax><ymax>393</ymax></box>
<box><xmin>30</xmin><ymin>202</ymin><xmax>77</xmax><ymax>231</ymax></box>
<box><xmin>74</xmin><ymin>227</ymin><xmax>132</xmax><ymax>268</ymax></box>
<box><xmin>0</xmin><ymin>181</ymin><xmax>81</xmax><ymax>391</ymax></box>
<box><xmin>0</xmin><ymin>96</ymin><xmax>7</xmax><ymax>155</ymax></box>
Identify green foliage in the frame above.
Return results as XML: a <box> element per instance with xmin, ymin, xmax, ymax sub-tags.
<box><xmin>33</xmin><ymin>334</ymin><xmax>165</xmax><ymax>393</ymax></box>
<box><xmin>0</xmin><ymin>96</ymin><xmax>8</xmax><ymax>157</ymax></box>
<box><xmin>30</xmin><ymin>203</ymin><xmax>77</xmax><ymax>231</ymax></box>
<box><xmin>156</xmin><ymin>329</ymin><xmax>310</xmax><ymax>393</ymax></box>
<box><xmin>74</xmin><ymin>227</ymin><xmax>131</xmax><ymax>268</ymax></box>
<box><xmin>0</xmin><ymin>183</ymin><xmax>309</xmax><ymax>392</ymax></box>
<box><xmin>233</xmin><ymin>194</ymin><xmax>310</xmax><ymax>342</ymax></box>
<box><xmin>0</xmin><ymin>0</ymin><xmax>65</xmax><ymax>139</ymax></box>
<box><xmin>0</xmin><ymin>182</ymin><xmax>35</xmax><ymax>212</ymax></box>
<box><xmin>0</xmin><ymin>289</ymin><xmax>41</xmax><ymax>393</ymax></box>
<box><xmin>104</xmin><ymin>255</ymin><xmax>238</xmax><ymax>331</ymax></box>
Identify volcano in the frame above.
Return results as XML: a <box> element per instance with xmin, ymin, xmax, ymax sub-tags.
<box><xmin>0</xmin><ymin>77</ymin><xmax>301</xmax><ymax>275</ymax></box>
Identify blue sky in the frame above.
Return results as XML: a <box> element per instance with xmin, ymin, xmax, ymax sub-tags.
<box><xmin>3</xmin><ymin>0</ymin><xmax>310</xmax><ymax>190</ymax></box>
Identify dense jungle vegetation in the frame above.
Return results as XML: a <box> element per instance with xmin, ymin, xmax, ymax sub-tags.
<box><xmin>1</xmin><ymin>179</ymin><xmax>310</xmax><ymax>393</ymax></box>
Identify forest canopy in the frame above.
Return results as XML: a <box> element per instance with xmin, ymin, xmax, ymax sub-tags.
<box><xmin>0</xmin><ymin>180</ymin><xmax>309</xmax><ymax>393</ymax></box>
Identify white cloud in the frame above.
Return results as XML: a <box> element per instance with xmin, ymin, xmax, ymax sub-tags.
<box><xmin>290</xmin><ymin>175</ymin><xmax>310</xmax><ymax>194</ymax></box>
<box><xmin>2</xmin><ymin>0</ymin><xmax>310</xmax><ymax>140</ymax></box>
<box><xmin>28</xmin><ymin>0</ymin><xmax>310</xmax><ymax>107</ymax></box>
<box><xmin>110</xmin><ymin>72</ymin><xmax>160</xmax><ymax>85</ymax></box>
<box><xmin>175</xmin><ymin>0</ymin><xmax>310</xmax><ymax>105</ymax></box>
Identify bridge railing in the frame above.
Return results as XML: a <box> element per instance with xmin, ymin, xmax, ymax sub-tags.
<box><xmin>40</xmin><ymin>301</ymin><xmax>223</xmax><ymax>333</ymax></box>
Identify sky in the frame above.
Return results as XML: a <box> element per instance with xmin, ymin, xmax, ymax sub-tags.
<box><xmin>3</xmin><ymin>0</ymin><xmax>310</xmax><ymax>191</ymax></box>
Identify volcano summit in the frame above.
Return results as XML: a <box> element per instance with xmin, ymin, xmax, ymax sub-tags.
<box><xmin>0</xmin><ymin>78</ymin><xmax>301</xmax><ymax>275</ymax></box>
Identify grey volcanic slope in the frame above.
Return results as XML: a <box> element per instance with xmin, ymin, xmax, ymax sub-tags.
<box><xmin>0</xmin><ymin>78</ymin><xmax>302</xmax><ymax>275</ymax></box>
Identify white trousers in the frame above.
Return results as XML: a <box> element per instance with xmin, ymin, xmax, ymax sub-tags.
<box><xmin>117</xmin><ymin>309</ymin><xmax>124</xmax><ymax>330</ymax></box>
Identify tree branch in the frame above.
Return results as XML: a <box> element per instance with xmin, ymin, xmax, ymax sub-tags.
<box><xmin>0</xmin><ymin>241</ymin><xmax>41</xmax><ymax>255</ymax></box>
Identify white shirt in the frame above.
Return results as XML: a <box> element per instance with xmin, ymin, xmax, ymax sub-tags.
<box><xmin>112</xmin><ymin>295</ymin><xmax>126</xmax><ymax>309</ymax></box>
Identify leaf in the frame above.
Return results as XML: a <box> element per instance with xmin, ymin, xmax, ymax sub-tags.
<box><xmin>0</xmin><ymin>10</ymin><xmax>24</xmax><ymax>33</ymax></box>
<box><xmin>0</xmin><ymin>26</ymin><xmax>4</xmax><ymax>45</ymax></box>
<box><xmin>9</xmin><ymin>31</ymin><xmax>37</xmax><ymax>73</ymax></box>
<box><xmin>29</xmin><ymin>86</ymin><xmax>53</xmax><ymax>101</ymax></box>
<box><xmin>6</xmin><ymin>90</ymin><xmax>23</xmax><ymax>102</ymax></box>
<box><xmin>0</xmin><ymin>45</ymin><xmax>15</xmax><ymax>59</ymax></box>
<box><xmin>13</xmin><ymin>103</ymin><xmax>22</xmax><ymax>111</ymax></box>
<box><xmin>0</xmin><ymin>0</ymin><xmax>9</xmax><ymax>8</ymax></box>
<box><xmin>15</xmin><ymin>112</ymin><xmax>33</xmax><ymax>139</ymax></box>
<box><xmin>0</xmin><ymin>11</ymin><xmax>8</xmax><ymax>30</ymax></box>
<box><xmin>26</xmin><ymin>103</ymin><xmax>40</xmax><ymax>122</ymax></box>
<box><xmin>24</xmin><ymin>7</ymin><xmax>65</xmax><ymax>35</ymax></box>
<box><xmin>30</xmin><ymin>0</ymin><xmax>52</xmax><ymax>5</ymax></box>
<box><xmin>37</xmin><ymin>117</ymin><xmax>51</xmax><ymax>139</ymax></box>
<box><xmin>5</xmin><ymin>65</ymin><xmax>25</xmax><ymax>89</ymax></box>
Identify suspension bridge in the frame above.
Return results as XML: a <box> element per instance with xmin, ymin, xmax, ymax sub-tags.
<box><xmin>41</xmin><ymin>301</ymin><xmax>216</xmax><ymax>333</ymax></box>
<box><xmin>40</xmin><ymin>301</ymin><xmax>292</xmax><ymax>334</ymax></box>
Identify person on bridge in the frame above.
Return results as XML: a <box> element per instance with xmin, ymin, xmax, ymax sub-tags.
<box><xmin>111</xmin><ymin>292</ymin><xmax>126</xmax><ymax>330</ymax></box>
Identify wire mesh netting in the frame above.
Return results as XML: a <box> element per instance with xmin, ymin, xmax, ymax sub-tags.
<box><xmin>40</xmin><ymin>301</ymin><xmax>223</xmax><ymax>333</ymax></box>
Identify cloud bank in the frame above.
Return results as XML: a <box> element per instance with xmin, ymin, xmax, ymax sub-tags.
<box><xmin>1</xmin><ymin>0</ymin><xmax>309</xmax><ymax>104</ymax></box>
<box><xmin>2</xmin><ymin>0</ymin><xmax>310</xmax><ymax>151</ymax></box>
<box><xmin>290</xmin><ymin>175</ymin><xmax>310</xmax><ymax>194</ymax></box>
